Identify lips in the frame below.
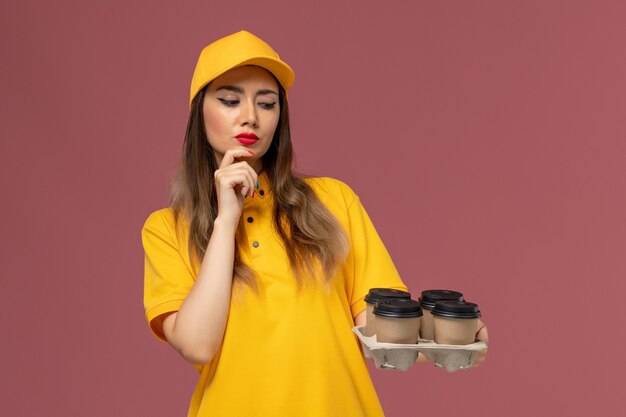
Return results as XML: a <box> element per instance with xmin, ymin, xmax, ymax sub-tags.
<box><xmin>235</xmin><ymin>132</ymin><xmax>259</xmax><ymax>145</ymax></box>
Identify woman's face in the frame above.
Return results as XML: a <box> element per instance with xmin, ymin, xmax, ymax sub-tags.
<box><xmin>203</xmin><ymin>65</ymin><xmax>280</xmax><ymax>172</ymax></box>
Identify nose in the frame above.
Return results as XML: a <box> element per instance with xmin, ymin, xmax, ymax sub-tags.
<box><xmin>240</xmin><ymin>99</ymin><xmax>258</xmax><ymax>128</ymax></box>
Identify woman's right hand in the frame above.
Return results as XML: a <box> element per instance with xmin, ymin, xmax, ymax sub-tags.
<box><xmin>213</xmin><ymin>148</ymin><xmax>259</xmax><ymax>227</ymax></box>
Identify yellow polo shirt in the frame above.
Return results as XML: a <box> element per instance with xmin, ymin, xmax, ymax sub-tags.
<box><xmin>142</xmin><ymin>172</ymin><xmax>407</xmax><ymax>417</ymax></box>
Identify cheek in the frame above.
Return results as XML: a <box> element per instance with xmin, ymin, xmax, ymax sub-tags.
<box><xmin>204</xmin><ymin>109</ymin><xmax>231</xmax><ymax>139</ymax></box>
<box><xmin>266</xmin><ymin>113</ymin><xmax>280</xmax><ymax>135</ymax></box>
<box><xmin>205</xmin><ymin>112</ymin><xmax>223</xmax><ymax>132</ymax></box>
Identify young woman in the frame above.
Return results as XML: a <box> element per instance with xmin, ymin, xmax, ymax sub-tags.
<box><xmin>142</xmin><ymin>30</ymin><xmax>487</xmax><ymax>417</ymax></box>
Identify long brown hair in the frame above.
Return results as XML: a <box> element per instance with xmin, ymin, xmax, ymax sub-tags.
<box><xmin>170</xmin><ymin>79</ymin><xmax>349</xmax><ymax>288</ymax></box>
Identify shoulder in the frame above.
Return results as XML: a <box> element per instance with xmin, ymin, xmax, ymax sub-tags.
<box><xmin>141</xmin><ymin>207</ymin><xmax>180</xmax><ymax>239</ymax></box>
<box><xmin>141</xmin><ymin>207</ymin><xmax>191</xmax><ymax>255</ymax></box>
<box><xmin>301</xmin><ymin>176</ymin><xmax>359</xmax><ymax>208</ymax></box>
<box><xmin>143</xmin><ymin>207</ymin><xmax>175</xmax><ymax>228</ymax></box>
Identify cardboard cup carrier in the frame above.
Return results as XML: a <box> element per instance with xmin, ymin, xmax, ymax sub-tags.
<box><xmin>354</xmin><ymin>293</ymin><xmax>486</xmax><ymax>372</ymax></box>
<box><xmin>353</xmin><ymin>325</ymin><xmax>486</xmax><ymax>372</ymax></box>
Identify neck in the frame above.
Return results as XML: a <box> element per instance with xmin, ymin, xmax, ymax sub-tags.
<box><xmin>251</xmin><ymin>159</ymin><xmax>263</xmax><ymax>174</ymax></box>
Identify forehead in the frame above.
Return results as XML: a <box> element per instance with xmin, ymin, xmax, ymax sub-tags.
<box><xmin>208</xmin><ymin>65</ymin><xmax>278</xmax><ymax>91</ymax></box>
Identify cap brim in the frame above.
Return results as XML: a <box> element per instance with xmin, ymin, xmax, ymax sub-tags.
<box><xmin>190</xmin><ymin>56</ymin><xmax>294</xmax><ymax>107</ymax></box>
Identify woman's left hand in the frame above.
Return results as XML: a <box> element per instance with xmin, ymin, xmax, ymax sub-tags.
<box><xmin>471</xmin><ymin>319</ymin><xmax>489</xmax><ymax>367</ymax></box>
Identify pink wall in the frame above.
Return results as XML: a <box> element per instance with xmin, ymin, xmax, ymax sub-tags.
<box><xmin>2</xmin><ymin>1</ymin><xmax>624</xmax><ymax>416</ymax></box>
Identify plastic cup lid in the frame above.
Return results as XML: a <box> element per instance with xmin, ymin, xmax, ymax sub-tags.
<box><xmin>364</xmin><ymin>288</ymin><xmax>411</xmax><ymax>305</ymax></box>
<box><xmin>418</xmin><ymin>289</ymin><xmax>464</xmax><ymax>309</ymax></box>
<box><xmin>373</xmin><ymin>299</ymin><xmax>423</xmax><ymax>318</ymax></box>
<box><xmin>431</xmin><ymin>300</ymin><xmax>481</xmax><ymax>319</ymax></box>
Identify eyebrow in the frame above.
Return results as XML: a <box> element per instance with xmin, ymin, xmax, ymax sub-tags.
<box><xmin>216</xmin><ymin>85</ymin><xmax>278</xmax><ymax>96</ymax></box>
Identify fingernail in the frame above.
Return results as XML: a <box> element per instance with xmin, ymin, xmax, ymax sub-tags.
<box><xmin>248</xmin><ymin>150</ymin><xmax>255</xmax><ymax>155</ymax></box>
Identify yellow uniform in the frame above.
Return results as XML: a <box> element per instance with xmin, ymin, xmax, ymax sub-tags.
<box><xmin>142</xmin><ymin>172</ymin><xmax>407</xmax><ymax>416</ymax></box>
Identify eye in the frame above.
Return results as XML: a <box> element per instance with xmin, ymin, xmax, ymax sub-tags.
<box><xmin>218</xmin><ymin>98</ymin><xmax>239</xmax><ymax>107</ymax></box>
<box><xmin>259</xmin><ymin>102</ymin><xmax>277</xmax><ymax>110</ymax></box>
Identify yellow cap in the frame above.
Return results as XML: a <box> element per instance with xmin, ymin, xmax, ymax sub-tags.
<box><xmin>189</xmin><ymin>30</ymin><xmax>295</xmax><ymax>108</ymax></box>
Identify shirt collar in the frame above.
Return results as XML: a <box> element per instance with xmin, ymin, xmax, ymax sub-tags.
<box><xmin>257</xmin><ymin>170</ymin><xmax>270</xmax><ymax>193</ymax></box>
<box><xmin>243</xmin><ymin>170</ymin><xmax>271</xmax><ymax>207</ymax></box>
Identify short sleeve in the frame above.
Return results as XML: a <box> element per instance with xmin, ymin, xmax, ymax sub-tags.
<box><xmin>342</xmin><ymin>186</ymin><xmax>408</xmax><ymax>318</ymax></box>
<box><xmin>142</xmin><ymin>209</ymin><xmax>195</xmax><ymax>342</ymax></box>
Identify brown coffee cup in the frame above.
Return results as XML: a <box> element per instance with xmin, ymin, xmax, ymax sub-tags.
<box><xmin>373</xmin><ymin>299</ymin><xmax>422</xmax><ymax>344</ymax></box>
<box><xmin>432</xmin><ymin>301</ymin><xmax>480</xmax><ymax>345</ymax></box>
<box><xmin>418</xmin><ymin>289</ymin><xmax>464</xmax><ymax>340</ymax></box>
<box><xmin>364</xmin><ymin>288</ymin><xmax>411</xmax><ymax>336</ymax></box>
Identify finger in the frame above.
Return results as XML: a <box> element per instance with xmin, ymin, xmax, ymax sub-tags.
<box><xmin>219</xmin><ymin>171</ymin><xmax>252</xmax><ymax>197</ymax></box>
<box><xmin>220</xmin><ymin>149</ymin><xmax>255</xmax><ymax>169</ymax></box>
<box><xmin>225</xmin><ymin>161</ymin><xmax>257</xmax><ymax>197</ymax></box>
<box><xmin>472</xmin><ymin>349</ymin><xmax>487</xmax><ymax>367</ymax></box>
<box><xmin>234</xmin><ymin>149</ymin><xmax>256</xmax><ymax>164</ymax></box>
<box><xmin>477</xmin><ymin>327</ymin><xmax>488</xmax><ymax>342</ymax></box>
<box><xmin>246</xmin><ymin>164</ymin><xmax>258</xmax><ymax>197</ymax></box>
<box><xmin>471</xmin><ymin>347</ymin><xmax>487</xmax><ymax>366</ymax></box>
<box><xmin>471</xmin><ymin>320</ymin><xmax>488</xmax><ymax>368</ymax></box>
<box><xmin>476</xmin><ymin>321</ymin><xmax>489</xmax><ymax>343</ymax></box>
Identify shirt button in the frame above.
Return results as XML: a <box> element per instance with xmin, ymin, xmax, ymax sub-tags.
<box><xmin>259</xmin><ymin>190</ymin><xmax>265</xmax><ymax>196</ymax></box>
<box><xmin>247</xmin><ymin>217</ymin><xmax>254</xmax><ymax>223</ymax></box>
<box><xmin>252</xmin><ymin>241</ymin><xmax>259</xmax><ymax>248</ymax></box>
